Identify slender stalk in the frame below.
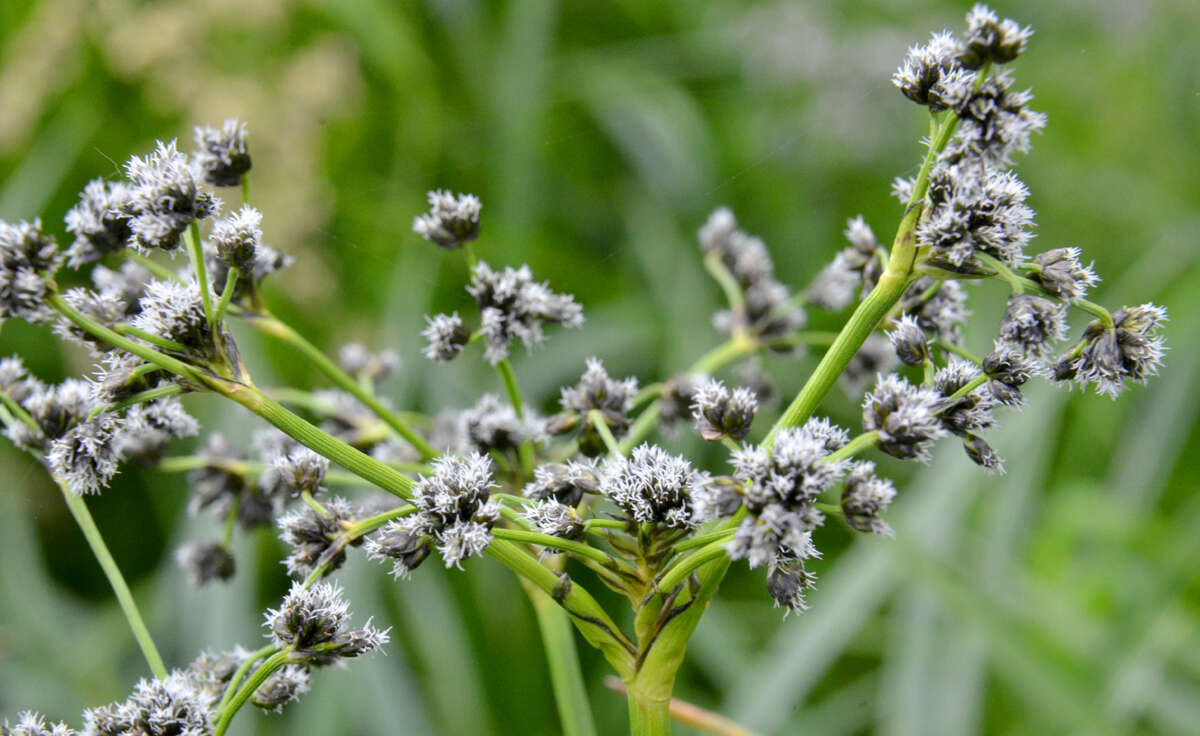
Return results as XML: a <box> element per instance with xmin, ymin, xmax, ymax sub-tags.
<box><xmin>213</xmin><ymin>266</ymin><xmax>240</xmax><ymax>323</ymax></box>
<box><xmin>529</xmin><ymin>583</ymin><xmax>599</xmax><ymax>736</ymax></box>
<box><xmin>57</xmin><ymin>483</ymin><xmax>166</xmax><ymax>679</ymax></box>
<box><xmin>493</xmin><ymin>527</ymin><xmax>615</xmax><ymax>566</ymax></box>
<box><xmin>823</xmin><ymin>431</ymin><xmax>880</xmax><ymax>464</ymax></box>
<box><xmin>240</xmin><ymin>173</ymin><xmax>251</xmax><ymax>205</ymax></box>
<box><xmin>215</xmin><ymin>643</ymin><xmax>276</xmax><ymax>713</ymax></box>
<box><xmin>91</xmin><ymin>384</ymin><xmax>184</xmax><ymax>418</ymax></box>
<box><xmin>487</xmin><ymin>540</ymin><xmax>636</xmax><ymax>679</ymax></box>
<box><xmin>241</xmin><ymin>313</ymin><xmax>438</xmax><ymax>460</ymax></box>
<box><xmin>218</xmin><ymin>384</ymin><xmax>415</xmax><ymax>500</ymax></box>
<box><xmin>213</xmin><ymin>649</ymin><xmax>293</xmax><ymax>735</ymax></box>
<box><xmin>184</xmin><ymin>221</ymin><xmax>216</xmax><ymax>331</ymax></box>
<box><xmin>112</xmin><ymin>324</ymin><xmax>188</xmax><ymax>353</ymax></box>
<box><xmin>496</xmin><ymin>358</ymin><xmax>536</xmax><ymax>474</ymax></box>
<box><xmin>48</xmin><ymin>292</ymin><xmax>204</xmax><ymax>385</ymax></box>
<box><xmin>590</xmin><ymin>410</ymin><xmax>623</xmax><ymax>457</ymax></box>
<box><xmin>945</xmin><ymin>374</ymin><xmax>988</xmax><ymax>402</ymax></box>
<box><xmin>937</xmin><ymin>338</ymin><xmax>981</xmax><ymax>364</ymax></box>
<box><xmin>125</xmin><ymin>252</ymin><xmax>179</xmax><ymax>282</ymax></box>
<box><xmin>657</xmin><ymin>538</ymin><xmax>729</xmax><ymax>594</ymax></box>
<box><xmin>703</xmin><ymin>252</ymin><xmax>746</xmax><ymax>314</ymax></box>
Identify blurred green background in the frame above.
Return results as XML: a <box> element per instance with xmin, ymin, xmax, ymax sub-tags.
<box><xmin>1</xmin><ymin>0</ymin><xmax>1198</xmax><ymax>734</ymax></box>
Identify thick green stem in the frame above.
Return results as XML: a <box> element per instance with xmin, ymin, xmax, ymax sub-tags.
<box><xmin>241</xmin><ymin>313</ymin><xmax>438</xmax><ymax>460</ymax></box>
<box><xmin>493</xmin><ymin>527</ymin><xmax>615</xmax><ymax>567</ymax></box>
<box><xmin>627</xmin><ymin>683</ymin><xmax>673</xmax><ymax>736</ymax></box>
<box><xmin>57</xmin><ymin>483</ymin><xmax>166</xmax><ymax>679</ymax></box>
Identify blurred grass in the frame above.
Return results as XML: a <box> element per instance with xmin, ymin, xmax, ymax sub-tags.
<box><xmin>1</xmin><ymin>1</ymin><xmax>1198</xmax><ymax>734</ymax></box>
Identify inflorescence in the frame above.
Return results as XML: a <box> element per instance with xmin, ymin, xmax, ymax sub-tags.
<box><xmin>0</xmin><ymin>4</ymin><xmax>1169</xmax><ymax>732</ymax></box>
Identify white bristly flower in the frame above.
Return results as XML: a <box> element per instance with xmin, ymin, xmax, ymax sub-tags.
<box><xmin>193</xmin><ymin>119</ymin><xmax>252</xmax><ymax>187</ymax></box>
<box><xmin>1030</xmin><ymin>247</ymin><xmax>1099</xmax><ymax>302</ymax></box>
<box><xmin>998</xmin><ymin>294</ymin><xmax>1067</xmax><ymax>357</ymax></box>
<box><xmin>125</xmin><ymin>140</ymin><xmax>218</xmax><ymax>252</ymax></box>
<box><xmin>467</xmin><ymin>262</ymin><xmax>584</xmax><ymax>363</ymax></box>
<box><xmin>47</xmin><ymin>415</ymin><xmax>124</xmax><ymax>495</ymax></box>
<box><xmin>1052</xmin><ymin>303</ymin><xmax>1168</xmax><ymax>399</ymax></box>
<box><xmin>421</xmin><ymin>312</ymin><xmax>470</xmax><ymax>362</ymax></box>
<box><xmin>600</xmin><ymin>444</ymin><xmax>702</xmax><ymax>529</ymax></box>
<box><xmin>210</xmin><ymin>205</ymin><xmax>262</xmax><ymax>269</ymax></box>
<box><xmin>413</xmin><ymin>190</ymin><xmax>482</xmax><ymax>249</ymax></box>
<box><xmin>862</xmin><ymin>374</ymin><xmax>947</xmax><ymax>461</ymax></box>
<box><xmin>840</xmin><ymin>461</ymin><xmax>897</xmax><ymax>537</ymax></box>
<box><xmin>0</xmin><ymin>219</ymin><xmax>62</xmax><ymax>324</ymax></box>
<box><xmin>63</xmin><ymin>179</ymin><xmax>134</xmax><ymax>267</ymax></box>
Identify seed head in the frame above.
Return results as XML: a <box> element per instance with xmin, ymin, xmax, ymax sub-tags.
<box><xmin>2</xmin><ymin>711</ymin><xmax>77</xmax><ymax>736</ymax></box>
<box><xmin>467</xmin><ymin>261</ymin><xmax>583</xmax><ymax>363</ymax></box>
<box><xmin>278</xmin><ymin>497</ymin><xmax>355</xmax><ymax>578</ymax></box>
<box><xmin>64</xmin><ymin>179</ymin><xmax>135</xmax><ymax>267</ymax></box>
<box><xmin>47</xmin><ymin>414</ymin><xmax>125</xmax><ymax>495</ymax></box>
<box><xmin>918</xmin><ymin>162</ymin><xmax>1035</xmax><ymax>268</ymax></box>
<box><xmin>998</xmin><ymin>294</ymin><xmax>1067</xmax><ymax>357</ymax></box>
<box><xmin>125</xmin><ymin>140</ymin><xmax>218</xmax><ymax>252</ymax></box>
<box><xmin>841</xmin><ymin>461</ymin><xmax>897</xmax><ymax>537</ymax></box>
<box><xmin>130</xmin><ymin>279</ymin><xmax>215</xmax><ymax>355</ymax></box>
<box><xmin>413</xmin><ymin>190</ymin><xmax>482</xmax><ymax>249</ymax></box>
<box><xmin>175</xmin><ymin>541</ymin><xmax>236</xmax><ymax>586</ymax></box>
<box><xmin>728</xmin><ymin>505</ymin><xmax>821</xmax><ymax>570</ymax></box>
<box><xmin>888</xmin><ymin>315</ymin><xmax>929</xmax><ymax>366</ymax></box>
<box><xmin>271</xmin><ymin>446</ymin><xmax>330</xmax><ymax>494</ymax></box>
<box><xmin>82</xmin><ymin>671</ymin><xmax>216</xmax><ymax>736</ymax></box>
<box><xmin>554</xmin><ymin>357</ymin><xmax>638</xmax><ymax>457</ymax></box>
<box><xmin>210</xmin><ymin>205</ymin><xmax>262</xmax><ymax>269</ymax></box>
<box><xmin>600</xmin><ymin>444</ymin><xmax>702</xmax><ymax>529</ymax></box>
<box><xmin>117</xmin><ymin>396</ymin><xmax>199</xmax><ymax>460</ymax></box>
<box><xmin>892</xmin><ymin>30</ymin><xmax>965</xmax><ymax>111</ymax></box>
<box><xmin>962</xmin><ymin>432</ymin><xmax>1005</xmax><ymax>474</ymax></box>
<box><xmin>462</xmin><ymin>393</ymin><xmax>538</xmax><ymax>452</ymax></box>
<box><xmin>691</xmin><ymin>378</ymin><xmax>758</xmax><ymax>441</ymax></box>
<box><xmin>522</xmin><ymin>459</ymin><xmax>601</xmax><ymax>506</ymax></box>
<box><xmin>933</xmin><ymin>358</ymin><xmax>996</xmax><ymax>435</ymax></box>
<box><xmin>862</xmin><ymin>374</ymin><xmax>946</xmax><ymax>461</ymax></box>
<box><xmin>192</xmin><ymin>119</ymin><xmax>252</xmax><ymax>187</ymax></box>
<box><xmin>959</xmin><ymin>4</ymin><xmax>1033</xmax><ymax>69</ymax></box>
<box><xmin>364</xmin><ymin>521</ymin><xmax>433</xmax><ymax>579</ymax></box>
<box><xmin>0</xmin><ymin>219</ymin><xmax>61</xmax><ymax>324</ymax></box>
<box><xmin>1029</xmin><ymin>247</ymin><xmax>1098</xmax><ymax>302</ymax></box>
<box><xmin>766</xmin><ymin>557</ymin><xmax>817</xmax><ymax>616</ymax></box>
<box><xmin>408</xmin><ymin>452</ymin><xmax>500</xmax><ymax>568</ymax></box>
<box><xmin>1053</xmin><ymin>303</ymin><xmax>1167</xmax><ymax>398</ymax></box>
<box><xmin>522</xmin><ymin>500</ymin><xmax>585</xmax><ymax>541</ymax></box>
<box><xmin>421</xmin><ymin>312</ymin><xmax>470</xmax><ymax>362</ymax></box>
<box><xmin>252</xmin><ymin>665</ymin><xmax>310</xmax><ymax>714</ymax></box>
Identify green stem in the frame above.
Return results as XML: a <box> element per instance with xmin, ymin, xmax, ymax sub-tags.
<box><xmin>57</xmin><ymin>482</ymin><xmax>166</xmax><ymax>679</ymax></box>
<box><xmin>91</xmin><ymin>384</ymin><xmax>184</xmax><ymax>418</ymax></box>
<box><xmin>48</xmin><ymin>292</ymin><xmax>204</xmax><ymax>384</ymax></box>
<box><xmin>241</xmin><ymin>313</ymin><xmax>438</xmax><ymax>460</ymax></box>
<box><xmin>214</xmin><ymin>266</ymin><xmax>240</xmax><ymax>324</ymax></box>
<box><xmin>216</xmin><ymin>643</ymin><xmax>276</xmax><ymax>714</ymax></box>
<box><xmin>493</xmin><ymin>527</ymin><xmax>615</xmax><ymax>567</ymax></box>
<box><xmin>762</xmin><ymin>99</ymin><xmax>968</xmax><ymax>447</ymax></box>
<box><xmin>496</xmin><ymin>358</ymin><xmax>536</xmax><ymax>475</ymax></box>
<box><xmin>487</xmin><ymin>540</ymin><xmax>636</xmax><ymax>679</ymax></box>
<box><xmin>240</xmin><ymin>173</ymin><xmax>251</xmax><ymax>205</ymax></box>
<box><xmin>823</xmin><ymin>431</ymin><xmax>880</xmax><ymax>464</ymax></box>
<box><xmin>590</xmin><ymin>410</ymin><xmax>623</xmax><ymax>457</ymax></box>
<box><xmin>936</xmin><ymin>339</ymin><xmax>981</xmax><ymax>364</ymax></box>
<box><xmin>218</xmin><ymin>384</ymin><xmax>416</xmax><ymax>500</ymax></box>
<box><xmin>627</xmin><ymin>684</ymin><xmax>673</xmax><ymax>736</ymax></box>
<box><xmin>213</xmin><ymin>649</ymin><xmax>293</xmax><ymax>736</ymax></box>
<box><xmin>125</xmin><ymin>252</ymin><xmax>179</xmax><ymax>282</ymax></box>
<box><xmin>657</xmin><ymin>538</ymin><xmax>729</xmax><ymax>594</ymax></box>
<box><xmin>529</xmin><ymin>585</ymin><xmax>599</xmax><ymax>736</ymax></box>
<box><xmin>112</xmin><ymin>324</ymin><xmax>189</xmax><ymax>353</ymax></box>
<box><xmin>184</xmin><ymin>221</ymin><xmax>216</xmax><ymax>332</ymax></box>
<box><xmin>703</xmin><ymin>252</ymin><xmax>746</xmax><ymax>314</ymax></box>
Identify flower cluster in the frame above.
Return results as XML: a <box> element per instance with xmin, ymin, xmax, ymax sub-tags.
<box><xmin>372</xmin><ymin>452</ymin><xmax>500</xmax><ymax>571</ymax></box>
<box><xmin>548</xmin><ymin>357</ymin><xmax>639</xmax><ymax>457</ymax></box>
<box><xmin>412</xmin><ymin>190</ymin><xmax>482</xmax><ymax>249</ymax></box>
<box><xmin>699</xmin><ymin>207</ymin><xmax>805</xmax><ymax>342</ymax></box>
<box><xmin>599</xmin><ymin>444</ymin><xmax>702</xmax><ymax>529</ymax></box>
<box><xmin>125</xmin><ymin>140</ymin><xmax>218</xmax><ymax>252</ymax></box>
